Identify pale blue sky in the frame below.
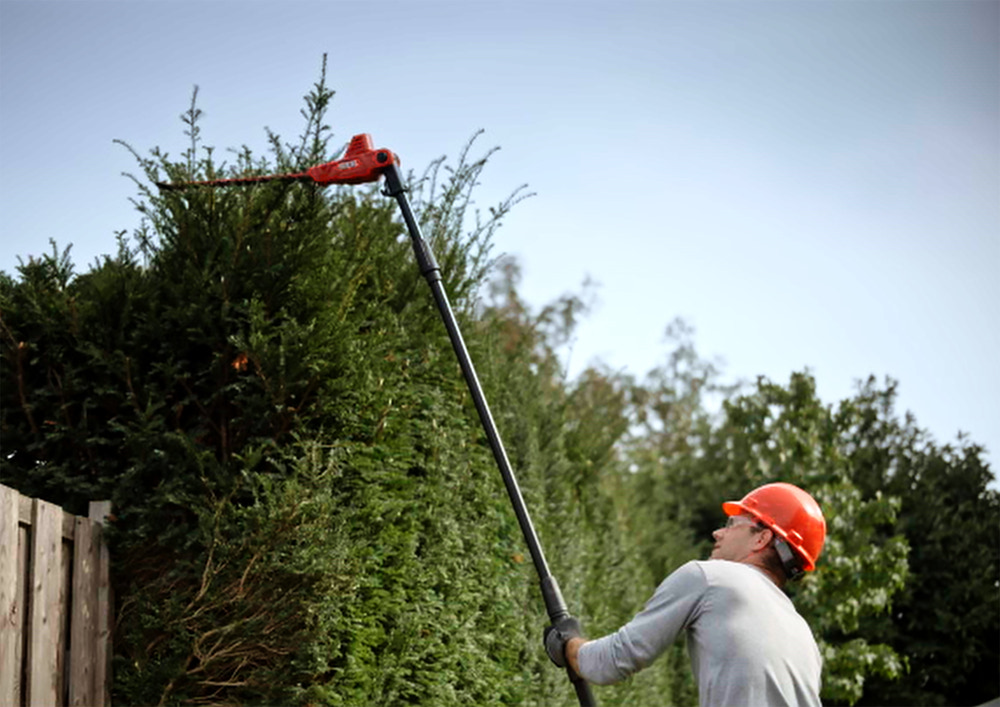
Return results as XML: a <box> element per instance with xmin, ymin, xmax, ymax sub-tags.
<box><xmin>1</xmin><ymin>1</ymin><xmax>997</xmax><ymax>468</ymax></box>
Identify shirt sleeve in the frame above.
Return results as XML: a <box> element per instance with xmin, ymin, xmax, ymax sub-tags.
<box><xmin>576</xmin><ymin>560</ymin><xmax>707</xmax><ymax>685</ymax></box>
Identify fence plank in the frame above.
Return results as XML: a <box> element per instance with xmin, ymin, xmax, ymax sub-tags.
<box><xmin>69</xmin><ymin>517</ymin><xmax>98</xmax><ymax>706</ymax></box>
<box><xmin>89</xmin><ymin>501</ymin><xmax>112</xmax><ymax>707</ymax></box>
<box><xmin>0</xmin><ymin>485</ymin><xmax>19</xmax><ymax>706</ymax></box>
<box><xmin>17</xmin><ymin>524</ymin><xmax>28</xmax><ymax>706</ymax></box>
<box><xmin>58</xmin><ymin>535</ymin><xmax>72</xmax><ymax>706</ymax></box>
<box><xmin>27</xmin><ymin>498</ymin><xmax>63</xmax><ymax>707</ymax></box>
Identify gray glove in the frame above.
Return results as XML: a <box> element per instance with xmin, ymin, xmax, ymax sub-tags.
<box><xmin>543</xmin><ymin>616</ymin><xmax>582</xmax><ymax>668</ymax></box>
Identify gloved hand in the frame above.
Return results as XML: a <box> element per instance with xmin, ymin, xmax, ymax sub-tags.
<box><xmin>543</xmin><ymin>615</ymin><xmax>582</xmax><ymax>668</ymax></box>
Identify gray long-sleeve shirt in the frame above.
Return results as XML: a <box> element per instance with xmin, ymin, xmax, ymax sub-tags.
<box><xmin>577</xmin><ymin>560</ymin><xmax>822</xmax><ymax>707</ymax></box>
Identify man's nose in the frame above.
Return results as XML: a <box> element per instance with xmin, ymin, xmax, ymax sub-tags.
<box><xmin>712</xmin><ymin>528</ymin><xmax>724</xmax><ymax>541</ymax></box>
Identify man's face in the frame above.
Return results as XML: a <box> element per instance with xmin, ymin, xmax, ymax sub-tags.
<box><xmin>710</xmin><ymin>514</ymin><xmax>769</xmax><ymax>563</ymax></box>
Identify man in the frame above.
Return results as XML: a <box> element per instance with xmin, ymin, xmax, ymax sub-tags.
<box><xmin>544</xmin><ymin>482</ymin><xmax>827</xmax><ymax>707</ymax></box>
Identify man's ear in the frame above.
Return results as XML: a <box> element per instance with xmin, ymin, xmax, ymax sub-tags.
<box><xmin>753</xmin><ymin>528</ymin><xmax>774</xmax><ymax>550</ymax></box>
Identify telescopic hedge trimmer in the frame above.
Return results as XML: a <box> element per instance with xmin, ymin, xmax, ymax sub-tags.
<box><xmin>157</xmin><ymin>134</ymin><xmax>596</xmax><ymax>707</ymax></box>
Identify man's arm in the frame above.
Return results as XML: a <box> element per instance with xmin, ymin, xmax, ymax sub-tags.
<box><xmin>566</xmin><ymin>636</ymin><xmax>587</xmax><ymax>676</ymax></box>
<box><xmin>571</xmin><ymin>561</ymin><xmax>707</xmax><ymax>685</ymax></box>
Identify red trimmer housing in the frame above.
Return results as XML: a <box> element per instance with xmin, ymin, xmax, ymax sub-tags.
<box><xmin>306</xmin><ymin>133</ymin><xmax>399</xmax><ymax>184</ymax></box>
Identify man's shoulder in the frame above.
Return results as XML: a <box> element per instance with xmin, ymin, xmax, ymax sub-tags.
<box><xmin>667</xmin><ymin>559</ymin><xmax>713</xmax><ymax>585</ymax></box>
<box><xmin>652</xmin><ymin>559</ymin><xmax>710</xmax><ymax>598</ymax></box>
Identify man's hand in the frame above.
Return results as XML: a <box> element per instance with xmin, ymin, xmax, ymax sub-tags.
<box><xmin>543</xmin><ymin>616</ymin><xmax>582</xmax><ymax>668</ymax></box>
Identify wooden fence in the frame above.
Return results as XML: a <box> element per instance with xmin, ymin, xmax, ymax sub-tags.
<box><xmin>0</xmin><ymin>484</ymin><xmax>112</xmax><ymax>707</ymax></box>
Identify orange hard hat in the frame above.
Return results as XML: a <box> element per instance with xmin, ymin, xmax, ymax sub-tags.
<box><xmin>722</xmin><ymin>482</ymin><xmax>826</xmax><ymax>571</ymax></box>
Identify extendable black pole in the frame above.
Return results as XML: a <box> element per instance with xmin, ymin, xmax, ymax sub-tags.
<box><xmin>382</xmin><ymin>163</ymin><xmax>595</xmax><ymax>707</ymax></box>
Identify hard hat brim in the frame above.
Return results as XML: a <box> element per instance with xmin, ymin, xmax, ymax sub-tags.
<box><xmin>722</xmin><ymin>501</ymin><xmax>744</xmax><ymax>517</ymax></box>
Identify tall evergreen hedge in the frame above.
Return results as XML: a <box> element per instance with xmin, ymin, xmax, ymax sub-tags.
<box><xmin>0</xmin><ymin>67</ymin><xmax>683</xmax><ymax>705</ymax></box>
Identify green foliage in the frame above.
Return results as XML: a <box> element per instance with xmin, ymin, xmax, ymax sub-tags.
<box><xmin>843</xmin><ymin>380</ymin><xmax>1000</xmax><ymax>707</ymax></box>
<box><xmin>115</xmin><ymin>452</ymin><xmax>360</xmax><ymax>704</ymax></box>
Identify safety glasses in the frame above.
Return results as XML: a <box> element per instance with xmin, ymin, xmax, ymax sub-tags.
<box><xmin>724</xmin><ymin>515</ymin><xmax>763</xmax><ymax>530</ymax></box>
